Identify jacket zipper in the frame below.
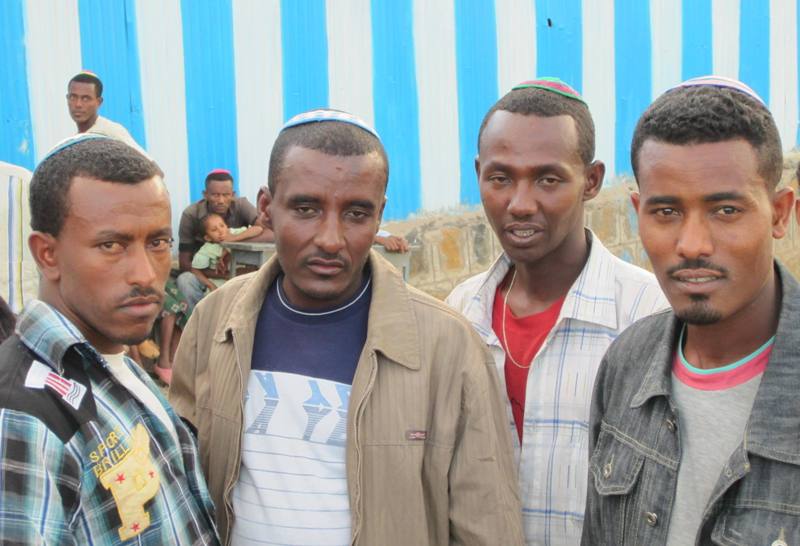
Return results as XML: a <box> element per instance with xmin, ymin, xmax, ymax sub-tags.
<box><xmin>350</xmin><ymin>351</ymin><xmax>378</xmax><ymax>546</ymax></box>
<box><xmin>222</xmin><ymin>329</ymin><xmax>246</xmax><ymax>545</ymax></box>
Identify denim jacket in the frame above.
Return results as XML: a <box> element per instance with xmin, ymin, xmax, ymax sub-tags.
<box><xmin>582</xmin><ymin>262</ymin><xmax>800</xmax><ymax>546</ymax></box>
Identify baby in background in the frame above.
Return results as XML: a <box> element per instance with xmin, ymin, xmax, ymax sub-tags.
<box><xmin>191</xmin><ymin>213</ymin><xmax>263</xmax><ymax>291</ymax></box>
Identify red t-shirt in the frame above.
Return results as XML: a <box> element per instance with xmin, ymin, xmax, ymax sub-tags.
<box><xmin>492</xmin><ymin>285</ymin><xmax>565</xmax><ymax>442</ymax></box>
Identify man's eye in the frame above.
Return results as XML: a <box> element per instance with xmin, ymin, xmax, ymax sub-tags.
<box><xmin>296</xmin><ymin>206</ymin><xmax>316</xmax><ymax>216</ymax></box>
<box><xmin>99</xmin><ymin>241</ymin><xmax>124</xmax><ymax>252</ymax></box>
<box><xmin>489</xmin><ymin>175</ymin><xmax>510</xmax><ymax>184</ymax></box>
<box><xmin>654</xmin><ymin>208</ymin><xmax>677</xmax><ymax>216</ymax></box>
<box><xmin>717</xmin><ymin>205</ymin><xmax>740</xmax><ymax>215</ymax></box>
<box><xmin>347</xmin><ymin>210</ymin><xmax>369</xmax><ymax>220</ymax></box>
<box><xmin>150</xmin><ymin>238</ymin><xmax>173</xmax><ymax>250</ymax></box>
<box><xmin>538</xmin><ymin>177</ymin><xmax>560</xmax><ymax>186</ymax></box>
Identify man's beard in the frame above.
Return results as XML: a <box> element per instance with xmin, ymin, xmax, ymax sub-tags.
<box><xmin>675</xmin><ymin>295</ymin><xmax>722</xmax><ymax>325</ymax></box>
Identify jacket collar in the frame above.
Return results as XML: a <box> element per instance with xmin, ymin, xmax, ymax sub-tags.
<box><xmin>16</xmin><ymin>299</ymin><xmax>96</xmax><ymax>375</ymax></box>
<box><xmin>460</xmin><ymin>230</ymin><xmax>620</xmax><ymax>343</ymax></box>
<box><xmin>216</xmin><ymin>250</ymin><xmax>422</xmax><ymax>371</ymax></box>
<box><xmin>630</xmin><ymin>262</ymin><xmax>800</xmax><ymax>463</ymax></box>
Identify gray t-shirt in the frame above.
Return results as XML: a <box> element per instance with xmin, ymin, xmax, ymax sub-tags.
<box><xmin>665</xmin><ymin>352</ymin><xmax>766</xmax><ymax>546</ymax></box>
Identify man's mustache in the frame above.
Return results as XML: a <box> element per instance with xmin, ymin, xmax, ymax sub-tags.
<box><xmin>666</xmin><ymin>259</ymin><xmax>728</xmax><ymax>277</ymax></box>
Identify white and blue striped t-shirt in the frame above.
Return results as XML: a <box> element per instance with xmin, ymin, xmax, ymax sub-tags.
<box><xmin>231</xmin><ymin>275</ymin><xmax>371</xmax><ymax>546</ymax></box>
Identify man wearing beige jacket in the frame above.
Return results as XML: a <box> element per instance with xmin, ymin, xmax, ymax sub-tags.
<box><xmin>170</xmin><ymin>109</ymin><xmax>524</xmax><ymax>545</ymax></box>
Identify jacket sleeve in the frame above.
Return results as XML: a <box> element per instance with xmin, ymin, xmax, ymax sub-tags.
<box><xmin>0</xmin><ymin>416</ymin><xmax>80</xmax><ymax>544</ymax></box>
<box><xmin>580</xmin><ymin>353</ymin><xmax>610</xmax><ymax>546</ymax></box>
<box><xmin>169</xmin><ymin>305</ymin><xmax>203</xmax><ymax>429</ymax></box>
<box><xmin>448</xmin><ymin>343</ymin><xmax>525</xmax><ymax>545</ymax></box>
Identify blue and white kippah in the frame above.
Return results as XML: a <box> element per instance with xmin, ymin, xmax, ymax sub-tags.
<box><xmin>668</xmin><ymin>75</ymin><xmax>765</xmax><ymax>105</ymax></box>
<box><xmin>281</xmin><ymin>109</ymin><xmax>381</xmax><ymax>140</ymax></box>
<box><xmin>40</xmin><ymin>133</ymin><xmax>112</xmax><ymax>163</ymax></box>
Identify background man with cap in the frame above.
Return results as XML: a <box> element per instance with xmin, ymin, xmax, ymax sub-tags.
<box><xmin>170</xmin><ymin>109</ymin><xmax>524</xmax><ymax>545</ymax></box>
<box><xmin>67</xmin><ymin>71</ymin><xmax>146</xmax><ymax>155</ymax></box>
<box><xmin>176</xmin><ymin>168</ymin><xmax>258</xmax><ymax>309</ymax></box>
<box><xmin>582</xmin><ymin>77</ymin><xmax>799</xmax><ymax>545</ymax></box>
<box><xmin>446</xmin><ymin>78</ymin><xmax>666</xmax><ymax>545</ymax></box>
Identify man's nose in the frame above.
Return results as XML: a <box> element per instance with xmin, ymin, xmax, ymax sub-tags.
<box><xmin>676</xmin><ymin>213</ymin><xmax>714</xmax><ymax>260</ymax></box>
<box><xmin>507</xmin><ymin>182</ymin><xmax>539</xmax><ymax>217</ymax></box>
<box><xmin>314</xmin><ymin>214</ymin><xmax>345</xmax><ymax>254</ymax></box>
<box><xmin>125</xmin><ymin>244</ymin><xmax>158</xmax><ymax>287</ymax></box>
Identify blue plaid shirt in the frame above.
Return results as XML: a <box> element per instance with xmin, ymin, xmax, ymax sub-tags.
<box><xmin>0</xmin><ymin>300</ymin><xmax>219</xmax><ymax>544</ymax></box>
<box><xmin>447</xmin><ymin>232</ymin><xmax>668</xmax><ymax>546</ymax></box>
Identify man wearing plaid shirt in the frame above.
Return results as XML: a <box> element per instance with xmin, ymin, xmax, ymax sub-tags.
<box><xmin>447</xmin><ymin>78</ymin><xmax>667</xmax><ymax>545</ymax></box>
<box><xmin>0</xmin><ymin>135</ymin><xmax>218</xmax><ymax>544</ymax></box>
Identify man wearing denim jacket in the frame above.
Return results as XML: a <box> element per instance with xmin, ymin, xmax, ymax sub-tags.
<box><xmin>582</xmin><ymin>76</ymin><xmax>799</xmax><ymax>545</ymax></box>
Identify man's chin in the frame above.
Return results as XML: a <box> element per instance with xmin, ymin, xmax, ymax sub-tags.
<box><xmin>675</xmin><ymin>302</ymin><xmax>722</xmax><ymax>325</ymax></box>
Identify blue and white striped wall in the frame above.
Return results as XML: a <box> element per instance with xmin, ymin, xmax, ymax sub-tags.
<box><xmin>1</xmin><ymin>0</ymin><xmax>799</xmax><ymax>223</ymax></box>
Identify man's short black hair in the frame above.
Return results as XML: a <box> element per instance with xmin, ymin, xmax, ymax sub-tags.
<box><xmin>477</xmin><ymin>87</ymin><xmax>596</xmax><ymax>165</ymax></box>
<box><xmin>68</xmin><ymin>72</ymin><xmax>103</xmax><ymax>98</ymax></box>
<box><xmin>631</xmin><ymin>86</ymin><xmax>783</xmax><ymax>187</ymax></box>
<box><xmin>268</xmin><ymin>121</ymin><xmax>389</xmax><ymax>193</ymax></box>
<box><xmin>205</xmin><ymin>170</ymin><xmax>234</xmax><ymax>188</ymax></box>
<box><xmin>30</xmin><ymin>138</ymin><xmax>162</xmax><ymax>236</ymax></box>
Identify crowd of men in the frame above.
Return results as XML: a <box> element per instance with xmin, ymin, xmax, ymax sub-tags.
<box><xmin>0</xmin><ymin>70</ymin><xmax>797</xmax><ymax>546</ymax></box>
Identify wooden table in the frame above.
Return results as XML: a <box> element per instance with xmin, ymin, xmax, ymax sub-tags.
<box><xmin>222</xmin><ymin>241</ymin><xmax>416</xmax><ymax>280</ymax></box>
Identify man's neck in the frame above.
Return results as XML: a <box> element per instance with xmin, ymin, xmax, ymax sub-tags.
<box><xmin>76</xmin><ymin>114</ymin><xmax>99</xmax><ymax>134</ymax></box>
<box><xmin>682</xmin><ymin>269</ymin><xmax>781</xmax><ymax>370</ymax></box>
<box><xmin>506</xmin><ymin>229</ymin><xmax>589</xmax><ymax>316</ymax></box>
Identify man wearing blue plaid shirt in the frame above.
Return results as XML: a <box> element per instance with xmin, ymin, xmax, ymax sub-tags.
<box><xmin>0</xmin><ymin>135</ymin><xmax>219</xmax><ymax>544</ymax></box>
<box><xmin>447</xmin><ymin>78</ymin><xmax>667</xmax><ymax>545</ymax></box>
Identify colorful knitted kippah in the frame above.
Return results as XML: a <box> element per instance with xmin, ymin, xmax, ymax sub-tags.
<box><xmin>282</xmin><ymin>109</ymin><xmax>380</xmax><ymax>139</ymax></box>
<box><xmin>207</xmin><ymin>168</ymin><xmax>232</xmax><ymax>177</ymax></box>
<box><xmin>40</xmin><ymin>133</ymin><xmax>112</xmax><ymax>163</ymax></box>
<box><xmin>511</xmin><ymin>77</ymin><xmax>586</xmax><ymax>104</ymax></box>
<box><xmin>79</xmin><ymin>70</ymin><xmax>99</xmax><ymax>78</ymax></box>
<box><xmin>668</xmin><ymin>75</ymin><xmax>765</xmax><ymax>105</ymax></box>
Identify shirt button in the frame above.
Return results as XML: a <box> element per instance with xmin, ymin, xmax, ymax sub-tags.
<box><xmin>665</xmin><ymin>418</ymin><xmax>676</xmax><ymax>432</ymax></box>
<box><xmin>725</xmin><ymin>467</ymin><xmax>733</xmax><ymax>478</ymax></box>
<box><xmin>644</xmin><ymin>512</ymin><xmax>658</xmax><ymax>526</ymax></box>
<box><xmin>603</xmin><ymin>462</ymin><xmax>613</xmax><ymax>479</ymax></box>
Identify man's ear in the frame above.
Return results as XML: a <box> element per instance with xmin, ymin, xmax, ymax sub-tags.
<box><xmin>795</xmin><ymin>193</ymin><xmax>800</xmax><ymax>229</ymax></box>
<box><xmin>97</xmin><ymin>96</ymin><xmax>103</xmax><ymax>107</ymax></box>
<box><xmin>259</xmin><ymin>187</ymin><xmax>274</xmax><ymax>230</ymax></box>
<box><xmin>630</xmin><ymin>191</ymin><xmax>641</xmax><ymax>214</ymax></box>
<box><xmin>474</xmin><ymin>155</ymin><xmax>481</xmax><ymax>178</ymax></box>
<box><xmin>771</xmin><ymin>186</ymin><xmax>795</xmax><ymax>239</ymax></box>
<box><xmin>28</xmin><ymin>231</ymin><xmax>60</xmax><ymax>282</ymax></box>
<box><xmin>376</xmin><ymin>197</ymin><xmax>387</xmax><ymax>232</ymax></box>
<box><xmin>583</xmin><ymin>160</ymin><xmax>605</xmax><ymax>201</ymax></box>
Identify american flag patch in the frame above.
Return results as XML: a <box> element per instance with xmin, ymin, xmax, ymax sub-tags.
<box><xmin>25</xmin><ymin>360</ymin><xmax>87</xmax><ymax>410</ymax></box>
<box><xmin>406</xmin><ymin>430</ymin><xmax>427</xmax><ymax>441</ymax></box>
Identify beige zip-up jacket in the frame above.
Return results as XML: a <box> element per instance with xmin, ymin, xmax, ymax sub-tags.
<box><xmin>170</xmin><ymin>251</ymin><xmax>524</xmax><ymax>545</ymax></box>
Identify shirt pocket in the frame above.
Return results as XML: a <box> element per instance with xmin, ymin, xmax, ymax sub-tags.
<box><xmin>711</xmin><ymin>457</ymin><xmax>800</xmax><ymax>546</ymax></box>
<box><xmin>589</xmin><ymin>424</ymin><xmax>646</xmax><ymax>544</ymax></box>
<box><xmin>711</xmin><ymin>508</ymin><xmax>800</xmax><ymax>546</ymax></box>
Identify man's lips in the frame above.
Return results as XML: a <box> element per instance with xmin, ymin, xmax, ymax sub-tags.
<box><xmin>670</xmin><ymin>268</ymin><xmax>725</xmax><ymax>283</ymax></box>
<box><xmin>306</xmin><ymin>258</ymin><xmax>346</xmax><ymax>275</ymax></box>
<box><xmin>669</xmin><ymin>268</ymin><xmax>726</xmax><ymax>295</ymax></box>
<box><xmin>503</xmin><ymin>224</ymin><xmax>544</xmax><ymax>244</ymax></box>
<box><xmin>119</xmin><ymin>296</ymin><xmax>162</xmax><ymax>316</ymax></box>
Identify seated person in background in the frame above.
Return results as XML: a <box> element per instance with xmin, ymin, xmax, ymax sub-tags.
<box><xmin>150</xmin><ymin>278</ymin><xmax>191</xmax><ymax>386</ymax></box>
<box><xmin>375</xmin><ymin>229</ymin><xmax>409</xmax><ymax>252</ymax></box>
<box><xmin>177</xmin><ymin>169</ymin><xmax>258</xmax><ymax>309</ymax></box>
<box><xmin>191</xmin><ymin>213</ymin><xmax>262</xmax><ymax>292</ymax></box>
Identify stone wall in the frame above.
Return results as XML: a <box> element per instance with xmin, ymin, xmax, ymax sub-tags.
<box><xmin>385</xmin><ymin>156</ymin><xmax>800</xmax><ymax>300</ymax></box>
